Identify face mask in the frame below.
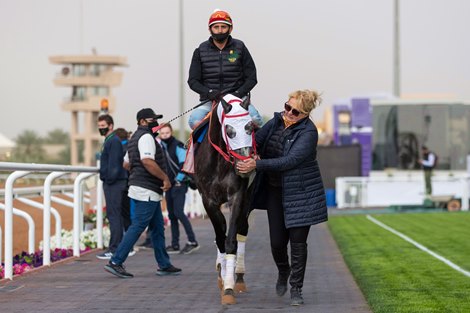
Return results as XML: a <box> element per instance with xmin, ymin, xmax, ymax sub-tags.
<box><xmin>148</xmin><ymin>121</ymin><xmax>160</xmax><ymax>137</ymax></box>
<box><xmin>211</xmin><ymin>31</ymin><xmax>230</xmax><ymax>43</ymax></box>
<box><xmin>161</xmin><ymin>137</ymin><xmax>172</xmax><ymax>144</ymax></box>
<box><xmin>98</xmin><ymin>127</ymin><xmax>109</xmax><ymax>136</ymax></box>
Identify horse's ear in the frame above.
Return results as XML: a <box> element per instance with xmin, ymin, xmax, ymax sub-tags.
<box><xmin>220</xmin><ymin>98</ymin><xmax>232</xmax><ymax>114</ymax></box>
<box><xmin>240</xmin><ymin>94</ymin><xmax>250</xmax><ymax>111</ymax></box>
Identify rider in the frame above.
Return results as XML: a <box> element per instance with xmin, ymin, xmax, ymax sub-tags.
<box><xmin>187</xmin><ymin>9</ymin><xmax>263</xmax><ymax>130</ymax></box>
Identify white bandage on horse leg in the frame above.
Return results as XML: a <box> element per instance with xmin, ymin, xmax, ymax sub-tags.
<box><xmin>224</xmin><ymin>254</ymin><xmax>236</xmax><ymax>290</ymax></box>
<box><xmin>217</xmin><ymin>249</ymin><xmax>227</xmax><ymax>277</ymax></box>
<box><xmin>235</xmin><ymin>234</ymin><xmax>246</xmax><ymax>274</ymax></box>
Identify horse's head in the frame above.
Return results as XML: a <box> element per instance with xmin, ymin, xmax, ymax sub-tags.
<box><xmin>217</xmin><ymin>94</ymin><xmax>256</xmax><ymax>177</ymax></box>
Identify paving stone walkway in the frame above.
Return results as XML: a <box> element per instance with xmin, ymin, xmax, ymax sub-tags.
<box><xmin>0</xmin><ymin>210</ymin><xmax>371</xmax><ymax>313</ymax></box>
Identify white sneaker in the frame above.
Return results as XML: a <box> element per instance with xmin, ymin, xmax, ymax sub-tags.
<box><xmin>96</xmin><ymin>251</ymin><xmax>113</xmax><ymax>260</ymax></box>
<box><xmin>128</xmin><ymin>250</ymin><xmax>137</xmax><ymax>257</ymax></box>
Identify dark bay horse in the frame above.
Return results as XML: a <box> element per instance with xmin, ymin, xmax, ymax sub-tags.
<box><xmin>193</xmin><ymin>94</ymin><xmax>255</xmax><ymax>305</ymax></box>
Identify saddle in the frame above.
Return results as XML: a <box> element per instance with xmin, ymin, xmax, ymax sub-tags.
<box><xmin>182</xmin><ymin>115</ymin><xmax>210</xmax><ymax>174</ymax></box>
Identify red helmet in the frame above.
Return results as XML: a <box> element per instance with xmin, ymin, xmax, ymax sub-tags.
<box><xmin>208</xmin><ymin>10</ymin><xmax>232</xmax><ymax>27</ymax></box>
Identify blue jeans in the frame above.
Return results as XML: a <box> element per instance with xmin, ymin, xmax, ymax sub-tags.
<box><xmin>111</xmin><ymin>198</ymin><xmax>171</xmax><ymax>269</ymax></box>
<box><xmin>188</xmin><ymin>101</ymin><xmax>263</xmax><ymax>129</ymax></box>
<box><xmin>165</xmin><ymin>184</ymin><xmax>196</xmax><ymax>247</ymax></box>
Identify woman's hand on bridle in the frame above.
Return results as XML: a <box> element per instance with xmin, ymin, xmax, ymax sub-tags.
<box><xmin>236</xmin><ymin>158</ymin><xmax>257</xmax><ymax>174</ymax></box>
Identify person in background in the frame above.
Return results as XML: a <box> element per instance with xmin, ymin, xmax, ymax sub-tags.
<box><xmin>419</xmin><ymin>146</ymin><xmax>437</xmax><ymax>196</ymax></box>
<box><xmin>96</xmin><ymin>115</ymin><xmax>128</xmax><ymax>260</ymax></box>
<box><xmin>114</xmin><ymin>128</ymin><xmax>132</xmax><ymax>232</ymax></box>
<box><xmin>104</xmin><ymin>108</ymin><xmax>181</xmax><ymax>278</ymax></box>
<box><xmin>159</xmin><ymin>123</ymin><xmax>199</xmax><ymax>255</ymax></box>
<box><xmin>187</xmin><ymin>9</ymin><xmax>263</xmax><ymax>129</ymax></box>
<box><xmin>237</xmin><ymin>89</ymin><xmax>328</xmax><ymax>306</ymax></box>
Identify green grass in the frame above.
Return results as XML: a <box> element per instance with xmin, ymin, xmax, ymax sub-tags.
<box><xmin>328</xmin><ymin>212</ymin><xmax>470</xmax><ymax>313</ymax></box>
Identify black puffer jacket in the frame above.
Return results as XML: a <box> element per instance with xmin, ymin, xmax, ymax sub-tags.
<box><xmin>187</xmin><ymin>36</ymin><xmax>257</xmax><ymax>101</ymax></box>
<box><xmin>251</xmin><ymin>113</ymin><xmax>328</xmax><ymax>228</ymax></box>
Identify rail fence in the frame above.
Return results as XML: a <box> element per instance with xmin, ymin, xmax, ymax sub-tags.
<box><xmin>0</xmin><ymin>162</ymin><xmax>101</xmax><ymax>280</ymax></box>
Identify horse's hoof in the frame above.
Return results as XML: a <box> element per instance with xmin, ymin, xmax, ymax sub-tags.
<box><xmin>221</xmin><ymin>289</ymin><xmax>236</xmax><ymax>305</ymax></box>
<box><xmin>235</xmin><ymin>282</ymin><xmax>247</xmax><ymax>293</ymax></box>
<box><xmin>217</xmin><ymin>276</ymin><xmax>224</xmax><ymax>290</ymax></box>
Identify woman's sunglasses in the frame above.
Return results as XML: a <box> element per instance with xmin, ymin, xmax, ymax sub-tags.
<box><xmin>284</xmin><ymin>102</ymin><xmax>302</xmax><ymax>117</ymax></box>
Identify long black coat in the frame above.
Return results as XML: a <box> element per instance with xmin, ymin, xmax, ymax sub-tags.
<box><xmin>251</xmin><ymin>112</ymin><xmax>327</xmax><ymax>228</ymax></box>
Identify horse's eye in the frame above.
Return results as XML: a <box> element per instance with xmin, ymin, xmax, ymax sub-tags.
<box><xmin>245</xmin><ymin>122</ymin><xmax>254</xmax><ymax>135</ymax></box>
<box><xmin>226</xmin><ymin>125</ymin><xmax>236</xmax><ymax>138</ymax></box>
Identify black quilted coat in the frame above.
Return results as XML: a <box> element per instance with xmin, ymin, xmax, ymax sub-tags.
<box><xmin>251</xmin><ymin>112</ymin><xmax>328</xmax><ymax>228</ymax></box>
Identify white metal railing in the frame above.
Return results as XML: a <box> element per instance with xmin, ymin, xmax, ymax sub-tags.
<box><xmin>336</xmin><ymin>174</ymin><xmax>470</xmax><ymax>210</ymax></box>
<box><xmin>16</xmin><ymin>197</ymin><xmax>62</xmax><ymax>250</ymax></box>
<box><xmin>0</xmin><ymin>202</ymin><xmax>35</xmax><ymax>253</ymax></box>
<box><xmin>0</xmin><ymin>162</ymin><xmax>100</xmax><ymax>280</ymax></box>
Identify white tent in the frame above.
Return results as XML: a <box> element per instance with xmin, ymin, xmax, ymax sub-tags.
<box><xmin>0</xmin><ymin>132</ymin><xmax>15</xmax><ymax>159</ymax></box>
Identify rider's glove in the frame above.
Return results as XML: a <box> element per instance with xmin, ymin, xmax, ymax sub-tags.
<box><xmin>207</xmin><ymin>89</ymin><xmax>221</xmax><ymax>101</ymax></box>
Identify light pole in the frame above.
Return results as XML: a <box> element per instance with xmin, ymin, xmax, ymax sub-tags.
<box><xmin>178</xmin><ymin>0</ymin><xmax>186</xmax><ymax>140</ymax></box>
<box><xmin>393</xmin><ymin>0</ymin><xmax>401</xmax><ymax>97</ymax></box>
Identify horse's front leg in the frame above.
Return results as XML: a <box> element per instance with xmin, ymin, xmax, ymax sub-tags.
<box><xmin>202</xmin><ymin>199</ymin><xmax>227</xmax><ymax>292</ymax></box>
<box><xmin>234</xmin><ymin>208</ymin><xmax>250</xmax><ymax>293</ymax></box>
<box><xmin>221</xmin><ymin>192</ymin><xmax>245</xmax><ymax>304</ymax></box>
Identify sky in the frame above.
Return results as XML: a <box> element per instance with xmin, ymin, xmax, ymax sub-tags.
<box><xmin>1</xmin><ymin>0</ymin><xmax>469</xmax><ymax>140</ymax></box>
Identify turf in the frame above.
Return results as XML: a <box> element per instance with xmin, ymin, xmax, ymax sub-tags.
<box><xmin>328</xmin><ymin>212</ymin><xmax>470</xmax><ymax>313</ymax></box>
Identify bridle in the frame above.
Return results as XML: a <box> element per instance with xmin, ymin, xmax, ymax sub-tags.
<box><xmin>208</xmin><ymin>99</ymin><xmax>257</xmax><ymax>165</ymax></box>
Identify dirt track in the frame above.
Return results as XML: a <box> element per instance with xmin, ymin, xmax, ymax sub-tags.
<box><xmin>0</xmin><ymin>195</ymin><xmax>80</xmax><ymax>257</ymax></box>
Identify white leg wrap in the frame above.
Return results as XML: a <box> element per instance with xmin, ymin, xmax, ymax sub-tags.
<box><xmin>224</xmin><ymin>254</ymin><xmax>236</xmax><ymax>290</ymax></box>
<box><xmin>217</xmin><ymin>249</ymin><xmax>227</xmax><ymax>278</ymax></box>
<box><xmin>235</xmin><ymin>238</ymin><xmax>246</xmax><ymax>274</ymax></box>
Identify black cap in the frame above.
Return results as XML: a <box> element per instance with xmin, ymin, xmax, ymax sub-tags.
<box><xmin>136</xmin><ymin>108</ymin><xmax>163</xmax><ymax>121</ymax></box>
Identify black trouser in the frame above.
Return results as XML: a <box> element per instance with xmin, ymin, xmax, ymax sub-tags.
<box><xmin>121</xmin><ymin>186</ymin><xmax>131</xmax><ymax>231</ymax></box>
<box><xmin>103</xmin><ymin>180</ymin><xmax>127</xmax><ymax>252</ymax></box>
<box><xmin>266</xmin><ymin>185</ymin><xmax>310</xmax><ymax>250</ymax></box>
<box><xmin>266</xmin><ymin>185</ymin><xmax>310</xmax><ymax>290</ymax></box>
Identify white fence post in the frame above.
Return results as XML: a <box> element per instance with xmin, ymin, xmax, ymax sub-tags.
<box><xmin>4</xmin><ymin>170</ymin><xmax>29</xmax><ymax>280</ymax></box>
<box><xmin>96</xmin><ymin>174</ymin><xmax>104</xmax><ymax>249</ymax></box>
<box><xmin>43</xmin><ymin>172</ymin><xmax>68</xmax><ymax>265</ymax></box>
<box><xmin>73</xmin><ymin>173</ymin><xmax>95</xmax><ymax>257</ymax></box>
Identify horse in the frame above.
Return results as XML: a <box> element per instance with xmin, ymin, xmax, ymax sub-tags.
<box><xmin>193</xmin><ymin>94</ymin><xmax>256</xmax><ymax>305</ymax></box>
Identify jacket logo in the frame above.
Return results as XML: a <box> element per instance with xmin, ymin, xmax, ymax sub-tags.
<box><xmin>228</xmin><ymin>50</ymin><xmax>239</xmax><ymax>63</ymax></box>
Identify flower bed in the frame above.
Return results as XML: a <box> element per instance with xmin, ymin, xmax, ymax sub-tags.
<box><xmin>1</xmin><ymin>227</ymin><xmax>110</xmax><ymax>279</ymax></box>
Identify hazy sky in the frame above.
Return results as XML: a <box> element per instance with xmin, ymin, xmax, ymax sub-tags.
<box><xmin>1</xmin><ymin>0</ymin><xmax>469</xmax><ymax>139</ymax></box>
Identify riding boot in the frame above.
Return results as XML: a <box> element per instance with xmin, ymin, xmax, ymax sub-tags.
<box><xmin>289</xmin><ymin>242</ymin><xmax>307</xmax><ymax>306</ymax></box>
<box><xmin>271</xmin><ymin>247</ymin><xmax>290</xmax><ymax>297</ymax></box>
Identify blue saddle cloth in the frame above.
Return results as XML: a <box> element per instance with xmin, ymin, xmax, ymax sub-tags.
<box><xmin>193</xmin><ymin>119</ymin><xmax>209</xmax><ymax>143</ymax></box>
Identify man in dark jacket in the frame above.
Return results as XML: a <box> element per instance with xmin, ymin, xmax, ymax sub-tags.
<box><xmin>96</xmin><ymin>114</ymin><xmax>128</xmax><ymax>259</ymax></box>
<box><xmin>187</xmin><ymin>9</ymin><xmax>262</xmax><ymax>129</ymax></box>
<box><xmin>104</xmin><ymin>108</ymin><xmax>181</xmax><ymax>278</ymax></box>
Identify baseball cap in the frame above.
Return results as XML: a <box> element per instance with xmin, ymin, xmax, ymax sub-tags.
<box><xmin>136</xmin><ymin>108</ymin><xmax>163</xmax><ymax>121</ymax></box>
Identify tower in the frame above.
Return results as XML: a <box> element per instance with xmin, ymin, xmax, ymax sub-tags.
<box><xmin>49</xmin><ymin>55</ymin><xmax>127</xmax><ymax>165</ymax></box>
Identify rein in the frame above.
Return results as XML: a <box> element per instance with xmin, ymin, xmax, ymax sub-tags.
<box><xmin>208</xmin><ymin>100</ymin><xmax>257</xmax><ymax>165</ymax></box>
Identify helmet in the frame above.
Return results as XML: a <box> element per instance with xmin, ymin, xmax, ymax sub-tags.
<box><xmin>208</xmin><ymin>10</ymin><xmax>232</xmax><ymax>27</ymax></box>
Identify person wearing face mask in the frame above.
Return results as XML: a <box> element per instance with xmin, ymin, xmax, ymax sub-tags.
<box><xmin>237</xmin><ymin>90</ymin><xmax>328</xmax><ymax>306</ymax></box>
<box><xmin>96</xmin><ymin>114</ymin><xmax>128</xmax><ymax>260</ymax></box>
<box><xmin>105</xmin><ymin>108</ymin><xmax>182</xmax><ymax>278</ymax></box>
<box><xmin>187</xmin><ymin>9</ymin><xmax>263</xmax><ymax>130</ymax></box>
<box><xmin>158</xmin><ymin>123</ymin><xmax>199</xmax><ymax>255</ymax></box>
